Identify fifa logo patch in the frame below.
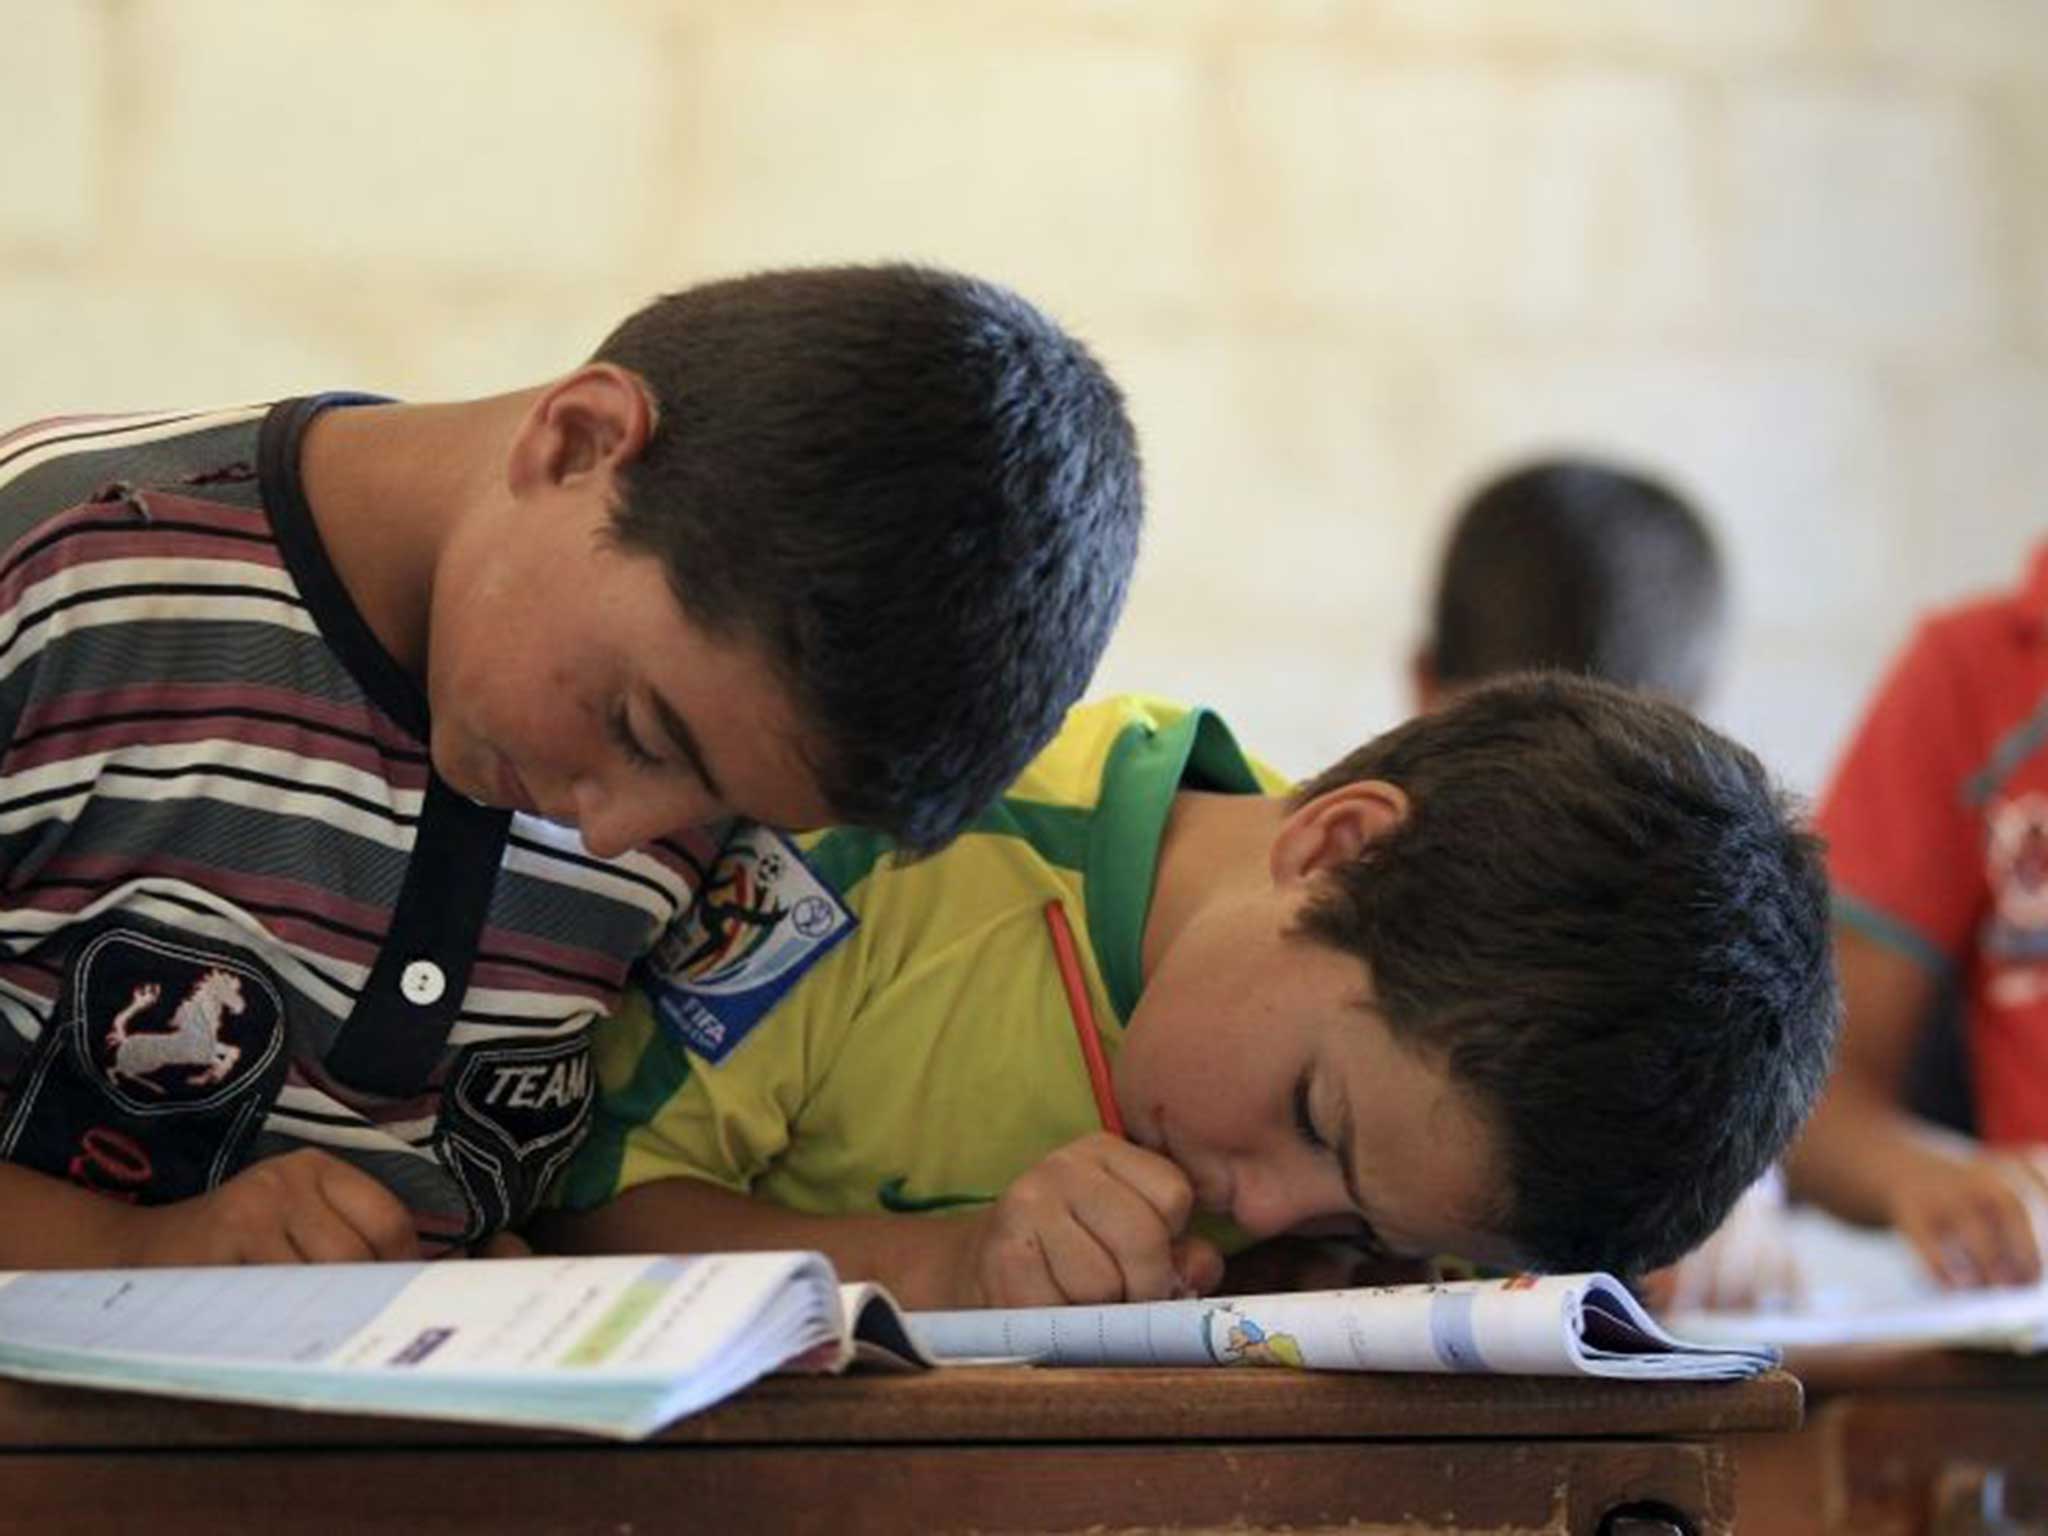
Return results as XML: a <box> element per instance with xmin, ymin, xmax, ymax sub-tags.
<box><xmin>640</xmin><ymin>824</ymin><xmax>855</xmax><ymax>1064</ymax></box>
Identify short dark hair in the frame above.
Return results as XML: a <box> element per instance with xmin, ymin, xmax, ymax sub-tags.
<box><xmin>594</xmin><ymin>264</ymin><xmax>1142</xmax><ymax>851</ymax></box>
<box><xmin>1292</xmin><ymin>673</ymin><xmax>1837</xmax><ymax>1275</ymax></box>
<box><xmin>1428</xmin><ymin>458</ymin><xmax>1725</xmax><ymax>706</ymax></box>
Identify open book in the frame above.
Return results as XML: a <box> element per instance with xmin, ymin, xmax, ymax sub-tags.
<box><xmin>0</xmin><ymin>1253</ymin><xmax>929</xmax><ymax>1441</ymax></box>
<box><xmin>907</xmin><ymin>1272</ymin><xmax>1778</xmax><ymax>1380</ymax></box>
<box><xmin>1661</xmin><ymin>1207</ymin><xmax>2048</xmax><ymax>1354</ymax></box>
<box><xmin>0</xmin><ymin>1263</ymin><xmax>1774</xmax><ymax>1443</ymax></box>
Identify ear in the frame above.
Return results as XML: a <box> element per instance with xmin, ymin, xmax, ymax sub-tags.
<box><xmin>1410</xmin><ymin>645</ymin><xmax>1441</xmax><ymax>714</ymax></box>
<box><xmin>506</xmin><ymin>363</ymin><xmax>655</xmax><ymax>499</ymax></box>
<box><xmin>1269</xmin><ymin>780</ymin><xmax>1410</xmax><ymax>887</ymax></box>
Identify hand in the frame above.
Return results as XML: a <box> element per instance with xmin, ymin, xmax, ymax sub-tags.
<box><xmin>125</xmin><ymin>1148</ymin><xmax>421</xmax><ymax>1266</ymax></box>
<box><xmin>1887</xmin><ymin>1143</ymin><xmax>2048</xmax><ymax>1289</ymax></box>
<box><xmin>1643</xmin><ymin>1172</ymin><xmax>1803</xmax><ymax>1313</ymax></box>
<box><xmin>944</xmin><ymin>1133</ymin><xmax>1224</xmax><ymax>1308</ymax></box>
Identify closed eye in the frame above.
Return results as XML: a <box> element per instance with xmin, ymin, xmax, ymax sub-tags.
<box><xmin>1292</xmin><ymin>1073</ymin><xmax>1327</xmax><ymax>1152</ymax></box>
<box><xmin>607</xmin><ymin>703</ymin><xmax>664</xmax><ymax>769</ymax></box>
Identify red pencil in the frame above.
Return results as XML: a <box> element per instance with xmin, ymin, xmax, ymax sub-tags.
<box><xmin>1043</xmin><ymin>899</ymin><xmax>1125</xmax><ymax>1137</ymax></box>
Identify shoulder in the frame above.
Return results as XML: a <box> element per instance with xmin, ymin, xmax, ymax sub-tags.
<box><xmin>1908</xmin><ymin>544</ymin><xmax>2048</xmax><ymax>674</ymax></box>
<box><xmin>1013</xmin><ymin>695</ymin><xmax>1189</xmax><ymax>789</ymax></box>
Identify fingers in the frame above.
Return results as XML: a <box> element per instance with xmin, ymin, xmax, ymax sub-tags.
<box><xmin>2001</xmin><ymin>1150</ymin><xmax>2048</xmax><ymax>1285</ymax></box>
<box><xmin>1071</xmin><ymin>1134</ymin><xmax>1196</xmax><ymax>1234</ymax></box>
<box><xmin>1664</xmin><ymin>1210</ymin><xmax>1806</xmax><ymax>1313</ymax></box>
<box><xmin>307</xmin><ymin>1155</ymin><xmax>421</xmax><ymax>1261</ymax></box>
<box><xmin>183</xmin><ymin>1150</ymin><xmax>420</xmax><ymax>1266</ymax></box>
<box><xmin>1171</xmin><ymin>1235</ymin><xmax>1225</xmax><ymax>1295</ymax></box>
<box><xmin>990</xmin><ymin>1168</ymin><xmax>1173</xmax><ymax>1305</ymax></box>
<box><xmin>975</xmin><ymin>1136</ymin><xmax>1198</xmax><ymax>1307</ymax></box>
<box><xmin>1897</xmin><ymin>1158</ymin><xmax>2047</xmax><ymax>1289</ymax></box>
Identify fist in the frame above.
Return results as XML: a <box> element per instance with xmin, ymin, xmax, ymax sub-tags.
<box><xmin>127</xmin><ymin>1149</ymin><xmax>421</xmax><ymax>1267</ymax></box>
<box><xmin>950</xmin><ymin>1133</ymin><xmax>1224</xmax><ymax>1308</ymax></box>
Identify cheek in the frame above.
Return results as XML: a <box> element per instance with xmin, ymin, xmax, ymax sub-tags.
<box><xmin>1122</xmin><ymin>996</ymin><xmax>1245</xmax><ymax>1130</ymax></box>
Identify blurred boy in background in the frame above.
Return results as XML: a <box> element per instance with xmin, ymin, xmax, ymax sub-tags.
<box><xmin>1413</xmin><ymin>456</ymin><xmax>1726</xmax><ymax>713</ymax></box>
<box><xmin>1787</xmin><ymin>543</ymin><xmax>2048</xmax><ymax>1290</ymax></box>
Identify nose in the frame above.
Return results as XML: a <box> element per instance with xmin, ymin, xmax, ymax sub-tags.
<box><xmin>572</xmin><ymin>777</ymin><xmax>719</xmax><ymax>859</ymax></box>
<box><xmin>1228</xmin><ymin>1157</ymin><xmax>1344</xmax><ymax>1242</ymax></box>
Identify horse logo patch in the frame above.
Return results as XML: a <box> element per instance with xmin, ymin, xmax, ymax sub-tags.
<box><xmin>81</xmin><ymin>929</ymin><xmax>282</xmax><ymax>1113</ymax></box>
<box><xmin>0</xmin><ymin>915</ymin><xmax>290</xmax><ymax>1204</ymax></box>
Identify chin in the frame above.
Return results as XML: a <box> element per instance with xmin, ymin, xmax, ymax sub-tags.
<box><xmin>429</xmin><ymin>744</ymin><xmax>491</xmax><ymax>807</ymax></box>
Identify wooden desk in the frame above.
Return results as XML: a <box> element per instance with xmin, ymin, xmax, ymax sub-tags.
<box><xmin>1739</xmin><ymin>1350</ymin><xmax>2048</xmax><ymax>1536</ymax></box>
<box><xmin>0</xmin><ymin>1366</ymin><xmax>1799</xmax><ymax>1535</ymax></box>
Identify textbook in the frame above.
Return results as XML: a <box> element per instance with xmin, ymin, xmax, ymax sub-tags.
<box><xmin>907</xmin><ymin>1272</ymin><xmax>1779</xmax><ymax>1380</ymax></box>
<box><xmin>0</xmin><ymin>1263</ymin><xmax>1772</xmax><ymax>1442</ymax></box>
<box><xmin>0</xmin><ymin>1253</ymin><xmax>931</xmax><ymax>1441</ymax></box>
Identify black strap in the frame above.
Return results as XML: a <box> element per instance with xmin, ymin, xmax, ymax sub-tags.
<box><xmin>324</xmin><ymin>772</ymin><xmax>512</xmax><ymax>1096</ymax></box>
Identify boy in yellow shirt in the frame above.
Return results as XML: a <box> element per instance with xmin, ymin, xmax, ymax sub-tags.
<box><xmin>538</xmin><ymin>677</ymin><xmax>1837</xmax><ymax>1309</ymax></box>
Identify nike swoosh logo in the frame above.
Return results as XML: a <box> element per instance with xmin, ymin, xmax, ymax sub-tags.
<box><xmin>876</xmin><ymin>1175</ymin><xmax>993</xmax><ymax>1213</ymax></box>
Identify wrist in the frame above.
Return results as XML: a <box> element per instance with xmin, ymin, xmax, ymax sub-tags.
<box><xmin>52</xmin><ymin>1185</ymin><xmax>161</xmax><ymax>1269</ymax></box>
<box><xmin>917</xmin><ymin>1210</ymin><xmax>991</xmax><ymax>1311</ymax></box>
<box><xmin>97</xmin><ymin>1194</ymin><xmax>174</xmax><ymax>1268</ymax></box>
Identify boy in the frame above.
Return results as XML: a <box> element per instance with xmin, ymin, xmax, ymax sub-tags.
<box><xmin>1416</xmin><ymin>456</ymin><xmax>1726</xmax><ymax>710</ymax></box>
<box><xmin>1787</xmin><ymin>542</ymin><xmax>2048</xmax><ymax>1289</ymax></box>
<box><xmin>1416</xmin><ymin>454</ymin><xmax>1799</xmax><ymax>1308</ymax></box>
<box><xmin>0</xmin><ymin>263</ymin><xmax>1142</xmax><ymax>1269</ymax></box>
<box><xmin>539</xmin><ymin>676</ymin><xmax>1838</xmax><ymax>1308</ymax></box>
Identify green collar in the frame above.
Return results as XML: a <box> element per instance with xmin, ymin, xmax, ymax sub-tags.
<box><xmin>1086</xmin><ymin>708</ymin><xmax>1266</xmax><ymax>1024</ymax></box>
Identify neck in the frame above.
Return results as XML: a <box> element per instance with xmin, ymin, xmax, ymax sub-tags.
<box><xmin>297</xmin><ymin>391</ymin><xmax>536</xmax><ymax>674</ymax></box>
<box><xmin>1141</xmin><ymin>790</ymin><xmax>1285</xmax><ymax>982</ymax></box>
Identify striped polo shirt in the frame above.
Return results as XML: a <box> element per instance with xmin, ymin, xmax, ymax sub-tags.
<box><xmin>0</xmin><ymin>400</ymin><xmax>716</xmax><ymax>1250</ymax></box>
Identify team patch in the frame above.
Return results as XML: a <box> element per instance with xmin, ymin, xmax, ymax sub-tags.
<box><xmin>638</xmin><ymin>824</ymin><xmax>855</xmax><ymax>1065</ymax></box>
<box><xmin>437</xmin><ymin>1034</ymin><xmax>595</xmax><ymax>1243</ymax></box>
<box><xmin>0</xmin><ymin>915</ymin><xmax>289</xmax><ymax>1203</ymax></box>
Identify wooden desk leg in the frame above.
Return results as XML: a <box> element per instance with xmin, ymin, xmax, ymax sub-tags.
<box><xmin>1931</xmin><ymin>1464</ymin><xmax>2048</xmax><ymax>1536</ymax></box>
<box><xmin>1821</xmin><ymin>1395</ymin><xmax>2048</xmax><ymax>1536</ymax></box>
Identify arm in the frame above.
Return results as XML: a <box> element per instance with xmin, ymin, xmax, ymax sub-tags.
<box><xmin>1787</xmin><ymin>928</ymin><xmax>2048</xmax><ymax>1286</ymax></box>
<box><xmin>532</xmin><ymin>1178</ymin><xmax>973</xmax><ymax>1308</ymax></box>
<box><xmin>531</xmin><ymin>1133</ymin><xmax>1224</xmax><ymax>1311</ymax></box>
<box><xmin>0</xmin><ymin>1150</ymin><xmax>420</xmax><ymax>1269</ymax></box>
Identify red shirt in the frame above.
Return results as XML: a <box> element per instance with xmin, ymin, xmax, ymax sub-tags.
<box><xmin>1819</xmin><ymin>544</ymin><xmax>2048</xmax><ymax>1143</ymax></box>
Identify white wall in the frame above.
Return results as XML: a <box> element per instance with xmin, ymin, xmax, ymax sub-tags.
<box><xmin>4</xmin><ymin>0</ymin><xmax>2043</xmax><ymax>793</ymax></box>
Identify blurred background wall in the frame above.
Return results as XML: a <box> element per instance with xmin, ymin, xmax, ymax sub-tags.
<box><xmin>3</xmin><ymin>0</ymin><xmax>2043</xmax><ymax>792</ymax></box>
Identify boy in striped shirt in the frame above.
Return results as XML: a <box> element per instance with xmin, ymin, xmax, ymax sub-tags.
<box><xmin>0</xmin><ymin>264</ymin><xmax>1141</xmax><ymax>1268</ymax></box>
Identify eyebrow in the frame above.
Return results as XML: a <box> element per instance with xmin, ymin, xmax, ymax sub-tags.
<box><xmin>645</xmin><ymin>690</ymin><xmax>725</xmax><ymax>800</ymax></box>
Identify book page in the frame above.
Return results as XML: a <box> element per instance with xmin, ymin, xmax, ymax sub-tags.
<box><xmin>1663</xmin><ymin>1209</ymin><xmax>2048</xmax><ymax>1353</ymax></box>
<box><xmin>0</xmin><ymin>1252</ymin><xmax>874</xmax><ymax>1439</ymax></box>
<box><xmin>907</xmin><ymin>1275</ymin><xmax>1776</xmax><ymax>1379</ymax></box>
<box><xmin>0</xmin><ymin>1253</ymin><xmax>831</xmax><ymax>1378</ymax></box>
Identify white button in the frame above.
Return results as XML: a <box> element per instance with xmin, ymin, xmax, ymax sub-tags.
<box><xmin>399</xmin><ymin>960</ymin><xmax>446</xmax><ymax>1006</ymax></box>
